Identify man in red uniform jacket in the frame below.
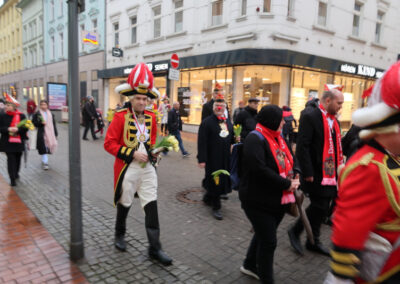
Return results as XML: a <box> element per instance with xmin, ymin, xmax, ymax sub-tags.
<box><xmin>325</xmin><ymin>62</ymin><xmax>400</xmax><ymax>283</ymax></box>
<box><xmin>104</xmin><ymin>63</ymin><xmax>172</xmax><ymax>265</ymax></box>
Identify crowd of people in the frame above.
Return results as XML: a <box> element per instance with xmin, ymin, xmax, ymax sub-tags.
<box><xmin>1</xmin><ymin>59</ymin><xmax>399</xmax><ymax>283</ymax></box>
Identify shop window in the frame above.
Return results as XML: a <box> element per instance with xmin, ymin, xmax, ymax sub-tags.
<box><xmin>174</xmin><ymin>0</ymin><xmax>184</xmax><ymax>33</ymax></box>
<box><xmin>241</xmin><ymin>0</ymin><xmax>247</xmax><ymax>16</ymax></box>
<box><xmin>352</xmin><ymin>1</ymin><xmax>363</xmax><ymax>37</ymax></box>
<box><xmin>375</xmin><ymin>11</ymin><xmax>384</xmax><ymax>43</ymax></box>
<box><xmin>211</xmin><ymin>0</ymin><xmax>223</xmax><ymax>26</ymax></box>
<box><xmin>317</xmin><ymin>1</ymin><xmax>327</xmax><ymax>26</ymax></box>
<box><xmin>263</xmin><ymin>0</ymin><xmax>271</xmax><ymax>13</ymax></box>
<box><xmin>153</xmin><ymin>5</ymin><xmax>162</xmax><ymax>38</ymax></box>
<box><xmin>130</xmin><ymin>16</ymin><xmax>137</xmax><ymax>44</ymax></box>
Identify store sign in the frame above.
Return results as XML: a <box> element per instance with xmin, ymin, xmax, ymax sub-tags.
<box><xmin>47</xmin><ymin>83</ymin><xmax>67</xmax><ymax>110</ymax></box>
<box><xmin>154</xmin><ymin>63</ymin><xmax>168</xmax><ymax>71</ymax></box>
<box><xmin>339</xmin><ymin>63</ymin><xmax>383</xmax><ymax>79</ymax></box>
<box><xmin>81</xmin><ymin>31</ymin><xmax>99</xmax><ymax>45</ymax></box>
<box><xmin>168</xmin><ymin>68</ymin><xmax>180</xmax><ymax>81</ymax></box>
<box><xmin>123</xmin><ymin>62</ymin><xmax>168</xmax><ymax>75</ymax></box>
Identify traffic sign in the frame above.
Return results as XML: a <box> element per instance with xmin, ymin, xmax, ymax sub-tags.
<box><xmin>170</xmin><ymin>53</ymin><xmax>179</xmax><ymax>69</ymax></box>
<box><xmin>112</xmin><ymin>47</ymin><xmax>123</xmax><ymax>57</ymax></box>
<box><xmin>168</xmin><ymin>68</ymin><xmax>180</xmax><ymax>81</ymax></box>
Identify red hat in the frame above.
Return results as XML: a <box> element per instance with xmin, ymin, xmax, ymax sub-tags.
<box><xmin>215</xmin><ymin>93</ymin><xmax>225</xmax><ymax>102</ymax></box>
<box><xmin>324</xmin><ymin>84</ymin><xmax>344</xmax><ymax>92</ymax></box>
<box><xmin>3</xmin><ymin>92</ymin><xmax>19</xmax><ymax>107</ymax></box>
<box><xmin>214</xmin><ymin>82</ymin><xmax>223</xmax><ymax>92</ymax></box>
<box><xmin>115</xmin><ymin>63</ymin><xmax>159</xmax><ymax>99</ymax></box>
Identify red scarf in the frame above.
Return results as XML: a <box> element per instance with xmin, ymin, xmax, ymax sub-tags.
<box><xmin>255</xmin><ymin>123</ymin><xmax>295</xmax><ymax>204</ymax></box>
<box><xmin>6</xmin><ymin>110</ymin><xmax>22</xmax><ymax>143</ymax></box>
<box><xmin>319</xmin><ymin>104</ymin><xmax>343</xmax><ymax>186</ymax></box>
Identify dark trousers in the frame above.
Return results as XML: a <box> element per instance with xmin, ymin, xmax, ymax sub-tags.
<box><xmin>6</xmin><ymin>152</ymin><xmax>22</xmax><ymax>183</ymax></box>
<box><xmin>292</xmin><ymin>194</ymin><xmax>333</xmax><ymax>242</ymax></box>
<box><xmin>83</xmin><ymin>119</ymin><xmax>96</xmax><ymax>139</ymax></box>
<box><xmin>243</xmin><ymin>208</ymin><xmax>284</xmax><ymax>284</ymax></box>
<box><xmin>203</xmin><ymin>189</ymin><xmax>221</xmax><ymax>210</ymax></box>
<box><xmin>171</xmin><ymin>131</ymin><xmax>187</xmax><ymax>155</ymax></box>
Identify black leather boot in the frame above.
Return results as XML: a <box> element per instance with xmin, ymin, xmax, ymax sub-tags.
<box><xmin>115</xmin><ymin>203</ymin><xmax>130</xmax><ymax>251</ymax></box>
<box><xmin>144</xmin><ymin>201</ymin><xmax>173</xmax><ymax>266</ymax></box>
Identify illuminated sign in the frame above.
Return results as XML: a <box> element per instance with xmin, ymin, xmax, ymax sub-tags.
<box><xmin>339</xmin><ymin>63</ymin><xmax>384</xmax><ymax>79</ymax></box>
<box><xmin>123</xmin><ymin>62</ymin><xmax>168</xmax><ymax>75</ymax></box>
<box><xmin>81</xmin><ymin>31</ymin><xmax>99</xmax><ymax>45</ymax></box>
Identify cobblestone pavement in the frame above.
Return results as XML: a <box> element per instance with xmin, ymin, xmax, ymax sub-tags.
<box><xmin>0</xmin><ymin>124</ymin><xmax>331</xmax><ymax>283</ymax></box>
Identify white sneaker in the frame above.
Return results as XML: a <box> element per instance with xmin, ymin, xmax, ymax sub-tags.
<box><xmin>240</xmin><ymin>266</ymin><xmax>260</xmax><ymax>280</ymax></box>
<box><xmin>43</xmin><ymin>163</ymin><xmax>49</xmax><ymax>170</ymax></box>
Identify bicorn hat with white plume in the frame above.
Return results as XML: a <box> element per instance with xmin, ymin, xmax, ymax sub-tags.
<box><xmin>115</xmin><ymin>63</ymin><xmax>160</xmax><ymax>99</ymax></box>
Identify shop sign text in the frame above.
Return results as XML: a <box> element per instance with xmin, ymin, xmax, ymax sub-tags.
<box><xmin>123</xmin><ymin>62</ymin><xmax>168</xmax><ymax>75</ymax></box>
<box><xmin>339</xmin><ymin>63</ymin><xmax>383</xmax><ymax>79</ymax></box>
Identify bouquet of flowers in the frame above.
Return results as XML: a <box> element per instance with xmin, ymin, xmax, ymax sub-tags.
<box><xmin>233</xmin><ymin>124</ymin><xmax>242</xmax><ymax>139</ymax></box>
<box><xmin>211</xmin><ymin>169</ymin><xmax>230</xmax><ymax>185</ymax></box>
<box><xmin>18</xmin><ymin>119</ymin><xmax>35</xmax><ymax>130</ymax></box>
<box><xmin>151</xmin><ymin>135</ymin><xmax>179</xmax><ymax>154</ymax></box>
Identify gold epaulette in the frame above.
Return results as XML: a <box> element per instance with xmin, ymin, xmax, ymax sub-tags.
<box><xmin>340</xmin><ymin>152</ymin><xmax>375</xmax><ymax>184</ymax></box>
<box><xmin>116</xmin><ymin>108</ymin><xmax>128</xmax><ymax>113</ymax></box>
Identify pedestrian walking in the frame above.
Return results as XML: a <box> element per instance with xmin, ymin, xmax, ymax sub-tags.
<box><xmin>288</xmin><ymin>85</ymin><xmax>344</xmax><ymax>256</ymax></box>
<box><xmin>324</xmin><ymin>62</ymin><xmax>400</xmax><ymax>284</ymax></box>
<box><xmin>95</xmin><ymin>110</ymin><xmax>105</xmax><ymax>137</ymax></box>
<box><xmin>0</xmin><ymin>94</ymin><xmax>28</xmax><ymax>186</ymax></box>
<box><xmin>232</xmin><ymin>100</ymin><xmax>245</xmax><ymax>122</ymax></box>
<box><xmin>26</xmin><ymin>98</ymin><xmax>36</xmax><ymax>119</ymax></box>
<box><xmin>168</xmin><ymin>102</ymin><xmax>189</xmax><ymax>157</ymax></box>
<box><xmin>82</xmin><ymin>95</ymin><xmax>98</xmax><ymax>141</ymax></box>
<box><xmin>239</xmin><ymin>105</ymin><xmax>300</xmax><ymax>283</ymax></box>
<box><xmin>197</xmin><ymin>93</ymin><xmax>235</xmax><ymax>220</ymax></box>
<box><xmin>158</xmin><ymin>97</ymin><xmax>169</xmax><ymax>136</ymax></box>
<box><xmin>32</xmin><ymin>100</ymin><xmax>58</xmax><ymax>170</ymax></box>
<box><xmin>282</xmin><ymin>106</ymin><xmax>297</xmax><ymax>147</ymax></box>
<box><xmin>234</xmin><ymin>97</ymin><xmax>259</xmax><ymax>140</ymax></box>
<box><xmin>104</xmin><ymin>62</ymin><xmax>172</xmax><ymax>266</ymax></box>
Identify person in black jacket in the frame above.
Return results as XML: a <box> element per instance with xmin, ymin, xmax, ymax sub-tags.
<box><xmin>0</xmin><ymin>97</ymin><xmax>29</xmax><ymax>186</ymax></box>
<box><xmin>168</xmin><ymin>102</ymin><xmax>189</xmax><ymax>157</ymax></box>
<box><xmin>234</xmin><ymin>97</ymin><xmax>259</xmax><ymax>140</ymax></box>
<box><xmin>239</xmin><ymin>105</ymin><xmax>299</xmax><ymax>283</ymax></box>
<box><xmin>201</xmin><ymin>87</ymin><xmax>230</xmax><ymax>121</ymax></box>
<box><xmin>288</xmin><ymin>89</ymin><xmax>344</xmax><ymax>257</ymax></box>
<box><xmin>82</xmin><ymin>95</ymin><xmax>98</xmax><ymax>141</ymax></box>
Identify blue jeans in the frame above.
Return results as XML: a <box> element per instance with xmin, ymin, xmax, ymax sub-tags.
<box><xmin>171</xmin><ymin>131</ymin><xmax>187</xmax><ymax>155</ymax></box>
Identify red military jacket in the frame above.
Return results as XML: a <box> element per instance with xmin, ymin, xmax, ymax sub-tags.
<box><xmin>104</xmin><ymin>107</ymin><xmax>157</xmax><ymax>205</ymax></box>
<box><xmin>330</xmin><ymin>142</ymin><xmax>400</xmax><ymax>283</ymax></box>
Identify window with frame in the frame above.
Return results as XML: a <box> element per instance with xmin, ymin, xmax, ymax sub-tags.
<box><xmin>50</xmin><ymin>35</ymin><xmax>55</xmax><ymax>60</ymax></box>
<box><xmin>80</xmin><ymin>24</ymin><xmax>85</xmax><ymax>51</ymax></box>
<box><xmin>352</xmin><ymin>1</ymin><xmax>363</xmax><ymax>37</ymax></box>
<box><xmin>50</xmin><ymin>0</ymin><xmax>54</xmax><ymax>20</ymax></box>
<box><xmin>174</xmin><ymin>0</ymin><xmax>183</xmax><ymax>33</ymax></box>
<box><xmin>287</xmin><ymin>0</ymin><xmax>294</xmax><ymax>17</ymax></box>
<box><xmin>130</xmin><ymin>16</ymin><xmax>137</xmax><ymax>44</ymax></box>
<box><xmin>92</xmin><ymin>19</ymin><xmax>98</xmax><ymax>34</ymax></box>
<box><xmin>153</xmin><ymin>5</ymin><xmax>161</xmax><ymax>38</ymax></box>
<box><xmin>375</xmin><ymin>10</ymin><xmax>384</xmax><ymax>43</ymax></box>
<box><xmin>59</xmin><ymin>32</ymin><xmax>64</xmax><ymax>58</ymax></box>
<box><xmin>113</xmin><ymin>22</ymin><xmax>119</xmax><ymax>46</ymax></box>
<box><xmin>317</xmin><ymin>1</ymin><xmax>327</xmax><ymax>26</ymax></box>
<box><xmin>211</xmin><ymin>0</ymin><xmax>223</xmax><ymax>26</ymax></box>
<box><xmin>263</xmin><ymin>0</ymin><xmax>271</xmax><ymax>13</ymax></box>
<box><xmin>241</xmin><ymin>0</ymin><xmax>247</xmax><ymax>16</ymax></box>
<box><xmin>59</xmin><ymin>0</ymin><xmax>63</xmax><ymax>16</ymax></box>
<box><xmin>91</xmin><ymin>70</ymin><xmax>98</xmax><ymax>81</ymax></box>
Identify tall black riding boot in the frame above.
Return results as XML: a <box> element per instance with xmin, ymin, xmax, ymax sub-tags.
<box><xmin>144</xmin><ymin>201</ymin><xmax>173</xmax><ymax>265</ymax></box>
<box><xmin>115</xmin><ymin>203</ymin><xmax>130</xmax><ymax>251</ymax></box>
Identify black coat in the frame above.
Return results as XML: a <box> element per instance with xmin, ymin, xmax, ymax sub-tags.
<box><xmin>234</xmin><ymin>106</ymin><xmax>257</xmax><ymax>140</ymax></box>
<box><xmin>239</xmin><ymin>132</ymin><xmax>297</xmax><ymax>214</ymax></box>
<box><xmin>296</xmin><ymin>106</ymin><xmax>339</xmax><ymax>197</ymax></box>
<box><xmin>167</xmin><ymin>108</ymin><xmax>182</xmax><ymax>133</ymax></box>
<box><xmin>201</xmin><ymin>99</ymin><xmax>230</xmax><ymax>121</ymax></box>
<box><xmin>82</xmin><ymin>101</ymin><xmax>97</xmax><ymax>123</ymax></box>
<box><xmin>197</xmin><ymin>114</ymin><xmax>234</xmax><ymax>195</ymax></box>
<box><xmin>0</xmin><ymin>112</ymin><xmax>28</xmax><ymax>153</ymax></box>
<box><xmin>32</xmin><ymin>111</ymin><xmax>58</xmax><ymax>155</ymax></box>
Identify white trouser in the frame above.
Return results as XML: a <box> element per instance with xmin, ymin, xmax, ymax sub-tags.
<box><xmin>119</xmin><ymin>144</ymin><xmax>157</xmax><ymax>208</ymax></box>
<box><xmin>42</xmin><ymin>154</ymin><xmax>48</xmax><ymax>164</ymax></box>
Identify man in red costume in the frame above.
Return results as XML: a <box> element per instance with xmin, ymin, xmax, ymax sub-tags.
<box><xmin>104</xmin><ymin>63</ymin><xmax>172</xmax><ymax>265</ymax></box>
<box><xmin>325</xmin><ymin>62</ymin><xmax>400</xmax><ymax>283</ymax></box>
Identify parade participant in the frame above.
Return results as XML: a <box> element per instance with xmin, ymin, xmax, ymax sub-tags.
<box><xmin>234</xmin><ymin>97</ymin><xmax>259</xmax><ymax>140</ymax></box>
<box><xmin>325</xmin><ymin>62</ymin><xmax>400</xmax><ymax>284</ymax></box>
<box><xmin>168</xmin><ymin>102</ymin><xmax>189</xmax><ymax>157</ymax></box>
<box><xmin>282</xmin><ymin>106</ymin><xmax>297</xmax><ymax>147</ymax></box>
<box><xmin>239</xmin><ymin>105</ymin><xmax>300</xmax><ymax>283</ymax></box>
<box><xmin>26</xmin><ymin>98</ymin><xmax>36</xmax><ymax>119</ymax></box>
<box><xmin>104</xmin><ymin>63</ymin><xmax>172</xmax><ymax>265</ymax></box>
<box><xmin>197</xmin><ymin>93</ymin><xmax>235</xmax><ymax>220</ymax></box>
<box><xmin>82</xmin><ymin>95</ymin><xmax>98</xmax><ymax>141</ymax></box>
<box><xmin>201</xmin><ymin>82</ymin><xmax>229</xmax><ymax>121</ymax></box>
<box><xmin>233</xmin><ymin>100</ymin><xmax>245</xmax><ymax>122</ymax></box>
<box><xmin>32</xmin><ymin>100</ymin><xmax>58</xmax><ymax>170</ymax></box>
<box><xmin>0</xmin><ymin>93</ymin><xmax>28</xmax><ymax>186</ymax></box>
<box><xmin>288</xmin><ymin>85</ymin><xmax>344</xmax><ymax>256</ymax></box>
<box><xmin>158</xmin><ymin>97</ymin><xmax>169</xmax><ymax>135</ymax></box>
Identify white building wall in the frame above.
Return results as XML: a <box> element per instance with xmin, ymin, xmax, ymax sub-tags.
<box><xmin>106</xmin><ymin>0</ymin><xmax>399</xmax><ymax>70</ymax></box>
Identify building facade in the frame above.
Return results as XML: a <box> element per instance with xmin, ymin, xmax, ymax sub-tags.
<box><xmin>100</xmin><ymin>0</ymin><xmax>399</xmax><ymax>131</ymax></box>
<box><xmin>0</xmin><ymin>0</ymin><xmax>22</xmax><ymax>93</ymax></box>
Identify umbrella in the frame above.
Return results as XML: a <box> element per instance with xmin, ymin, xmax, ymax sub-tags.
<box><xmin>294</xmin><ymin>189</ymin><xmax>315</xmax><ymax>245</ymax></box>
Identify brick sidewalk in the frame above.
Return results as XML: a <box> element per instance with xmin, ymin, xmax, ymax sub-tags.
<box><xmin>0</xmin><ymin>175</ymin><xmax>88</xmax><ymax>284</ymax></box>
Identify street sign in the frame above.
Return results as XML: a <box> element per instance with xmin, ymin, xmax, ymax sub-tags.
<box><xmin>112</xmin><ymin>47</ymin><xmax>123</xmax><ymax>57</ymax></box>
<box><xmin>170</xmin><ymin>53</ymin><xmax>179</xmax><ymax>69</ymax></box>
<box><xmin>168</xmin><ymin>68</ymin><xmax>180</xmax><ymax>81</ymax></box>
